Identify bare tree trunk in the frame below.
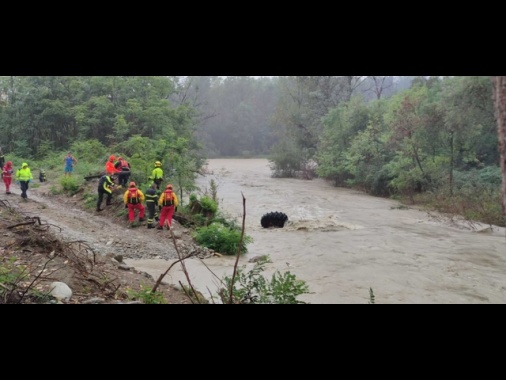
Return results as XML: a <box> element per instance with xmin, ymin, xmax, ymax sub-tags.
<box><xmin>493</xmin><ymin>76</ymin><xmax>506</xmax><ymax>215</ymax></box>
<box><xmin>449</xmin><ymin>130</ymin><xmax>454</xmax><ymax>197</ymax></box>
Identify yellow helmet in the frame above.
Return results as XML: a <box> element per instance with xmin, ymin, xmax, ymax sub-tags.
<box><xmin>155</xmin><ymin>161</ymin><xmax>161</xmax><ymax>167</ymax></box>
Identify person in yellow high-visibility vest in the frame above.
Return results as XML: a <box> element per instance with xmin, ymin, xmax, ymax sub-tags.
<box><xmin>151</xmin><ymin>161</ymin><xmax>164</xmax><ymax>190</ymax></box>
<box><xmin>16</xmin><ymin>162</ymin><xmax>33</xmax><ymax>200</ymax></box>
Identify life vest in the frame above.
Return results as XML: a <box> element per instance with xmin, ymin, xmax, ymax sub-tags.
<box><xmin>127</xmin><ymin>187</ymin><xmax>140</xmax><ymax>204</ymax></box>
<box><xmin>120</xmin><ymin>159</ymin><xmax>130</xmax><ymax>171</ymax></box>
<box><xmin>162</xmin><ymin>189</ymin><xmax>174</xmax><ymax>206</ymax></box>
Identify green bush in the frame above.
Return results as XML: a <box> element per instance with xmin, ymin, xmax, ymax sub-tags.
<box><xmin>193</xmin><ymin>222</ymin><xmax>252</xmax><ymax>255</ymax></box>
<box><xmin>268</xmin><ymin>140</ymin><xmax>304</xmax><ymax>178</ymax></box>
<box><xmin>212</xmin><ymin>211</ymin><xmax>239</xmax><ymax>229</ymax></box>
<box><xmin>200</xmin><ymin>196</ymin><xmax>218</xmax><ymax>214</ymax></box>
<box><xmin>219</xmin><ymin>256</ymin><xmax>310</xmax><ymax>304</ymax></box>
<box><xmin>59</xmin><ymin>176</ymin><xmax>81</xmax><ymax>195</ymax></box>
<box><xmin>453</xmin><ymin>167</ymin><xmax>502</xmax><ymax>191</ymax></box>
<box><xmin>127</xmin><ymin>284</ymin><xmax>167</xmax><ymax>304</ymax></box>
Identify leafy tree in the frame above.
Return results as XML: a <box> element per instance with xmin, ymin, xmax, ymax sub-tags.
<box><xmin>316</xmin><ymin>96</ymin><xmax>370</xmax><ymax>185</ymax></box>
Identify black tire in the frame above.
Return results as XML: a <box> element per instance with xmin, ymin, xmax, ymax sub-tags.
<box><xmin>261</xmin><ymin>211</ymin><xmax>288</xmax><ymax>228</ymax></box>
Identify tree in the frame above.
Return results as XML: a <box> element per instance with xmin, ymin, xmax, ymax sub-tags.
<box><xmin>370</xmin><ymin>76</ymin><xmax>394</xmax><ymax>100</ymax></box>
<box><xmin>493</xmin><ymin>76</ymin><xmax>506</xmax><ymax>215</ymax></box>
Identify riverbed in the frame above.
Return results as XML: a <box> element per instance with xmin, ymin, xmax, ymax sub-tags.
<box><xmin>128</xmin><ymin>159</ymin><xmax>506</xmax><ymax>304</ymax></box>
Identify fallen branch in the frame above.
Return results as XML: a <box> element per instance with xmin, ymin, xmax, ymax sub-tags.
<box><xmin>7</xmin><ymin>221</ymin><xmax>36</xmax><ymax>229</ymax></box>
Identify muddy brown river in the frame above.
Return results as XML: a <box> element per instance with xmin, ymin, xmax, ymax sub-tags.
<box><xmin>129</xmin><ymin>158</ymin><xmax>506</xmax><ymax>304</ymax></box>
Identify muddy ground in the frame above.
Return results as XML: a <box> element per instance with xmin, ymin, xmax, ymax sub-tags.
<box><xmin>0</xmin><ymin>178</ymin><xmax>213</xmax><ymax>304</ymax></box>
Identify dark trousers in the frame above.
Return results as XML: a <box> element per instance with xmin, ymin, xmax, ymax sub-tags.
<box><xmin>154</xmin><ymin>178</ymin><xmax>163</xmax><ymax>190</ymax></box>
<box><xmin>118</xmin><ymin>171</ymin><xmax>130</xmax><ymax>187</ymax></box>
<box><xmin>20</xmin><ymin>180</ymin><xmax>29</xmax><ymax>198</ymax></box>
<box><xmin>97</xmin><ymin>188</ymin><xmax>112</xmax><ymax>209</ymax></box>
<box><xmin>146</xmin><ymin>201</ymin><xmax>157</xmax><ymax>227</ymax></box>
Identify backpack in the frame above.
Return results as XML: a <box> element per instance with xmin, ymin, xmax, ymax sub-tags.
<box><xmin>39</xmin><ymin>169</ymin><xmax>46</xmax><ymax>182</ymax></box>
<box><xmin>162</xmin><ymin>190</ymin><xmax>174</xmax><ymax>206</ymax></box>
<box><xmin>127</xmin><ymin>188</ymin><xmax>140</xmax><ymax>204</ymax></box>
<box><xmin>120</xmin><ymin>159</ymin><xmax>130</xmax><ymax>171</ymax></box>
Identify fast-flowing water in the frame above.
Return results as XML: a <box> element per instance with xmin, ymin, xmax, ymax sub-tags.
<box><xmin>129</xmin><ymin>158</ymin><xmax>506</xmax><ymax>304</ymax></box>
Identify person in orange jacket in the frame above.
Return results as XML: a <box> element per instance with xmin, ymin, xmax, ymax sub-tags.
<box><xmin>157</xmin><ymin>184</ymin><xmax>178</xmax><ymax>230</ymax></box>
<box><xmin>105</xmin><ymin>155</ymin><xmax>121</xmax><ymax>177</ymax></box>
<box><xmin>123</xmin><ymin>181</ymin><xmax>145</xmax><ymax>226</ymax></box>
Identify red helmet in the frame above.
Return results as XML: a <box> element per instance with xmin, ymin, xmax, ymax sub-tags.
<box><xmin>129</xmin><ymin>182</ymin><xmax>136</xmax><ymax>188</ymax></box>
<box><xmin>109</xmin><ymin>155</ymin><xmax>115</xmax><ymax>161</ymax></box>
<box><xmin>166</xmin><ymin>184</ymin><xmax>173</xmax><ymax>190</ymax></box>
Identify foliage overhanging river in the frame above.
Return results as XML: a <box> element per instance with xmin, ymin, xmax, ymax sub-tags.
<box><xmin>128</xmin><ymin>159</ymin><xmax>506</xmax><ymax>304</ymax></box>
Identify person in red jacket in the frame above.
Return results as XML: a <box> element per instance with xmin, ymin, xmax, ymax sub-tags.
<box><xmin>2</xmin><ymin>161</ymin><xmax>14</xmax><ymax>194</ymax></box>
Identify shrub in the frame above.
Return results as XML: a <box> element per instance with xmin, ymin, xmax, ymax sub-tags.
<box><xmin>219</xmin><ymin>256</ymin><xmax>310</xmax><ymax>304</ymax></box>
<box><xmin>59</xmin><ymin>176</ymin><xmax>81</xmax><ymax>195</ymax></box>
<box><xmin>192</xmin><ymin>222</ymin><xmax>252</xmax><ymax>255</ymax></box>
<box><xmin>127</xmin><ymin>284</ymin><xmax>167</xmax><ymax>304</ymax></box>
<box><xmin>200</xmin><ymin>196</ymin><xmax>218</xmax><ymax>214</ymax></box>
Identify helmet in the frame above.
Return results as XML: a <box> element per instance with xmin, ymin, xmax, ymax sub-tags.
<box><xmin>118</xmin><ymin>157</ymin><xmax>123</xmax><ymax>161</ymax></box>
<box><xmin>166</xmin><ymin>184</ymin><xmax>173</xmax><ymax>190</ymax></box>
<box><xmin>129</xmin><ymin>182</ymin><xmax>136</xmax><ymax>188</ymax></box>
<box><xmin>109</xmin><ymin>155</ymin><xmax>115</xmax><ymax>161</ymax></box>
<box><xmin>155</xmin><ymin>161</ymin><xmax>161</xmax><ymax>167</ymax></box>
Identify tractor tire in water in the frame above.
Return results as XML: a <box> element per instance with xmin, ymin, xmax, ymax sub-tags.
<box><xmin>260</xmin><ymin>211</ymin><xmax>288</xmax><ymax>228</ymax></box>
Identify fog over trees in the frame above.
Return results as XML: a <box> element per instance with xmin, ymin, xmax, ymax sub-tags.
<box><xmin>0</xmin><ymin>76</ymin><xmax>504</xmax><ymax>224</ymax></box>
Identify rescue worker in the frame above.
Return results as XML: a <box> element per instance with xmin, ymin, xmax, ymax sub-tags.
<box><xmin>105</xmin><ymin>155</ymin><xmax>120</xmax><ymax>177</ymax></box>
<box><xmin>123</xmin><ymin>182</ymin><xmax>145</xmax><ymax>226</ymax></box>
<box><xmin>16</xmin><ymin>162</ymin><xmax>33</xmax><ymax>200</ymax></box>
<box><xmin>96</xmin><ymin>174</ymin><xmax>115</xmax><ymax>212</ymax></box>
<box><xmin>151</xmin><ymin>161</ymin><xmax>164</xmax><ymax>190</ymax></box>
<box><xmin>157</xmin><ymin>184</ymin><xmax>178</xmax><ymax>230</ymax></box>
<box><xmin>144</xmin><ymin>182</ymin><xmax>159</xmax><ymax>229</ymax></box>
<box><xmin>2</xmin><ymin>161</ymin><xmax>14</xmax><ymax>194</ymax></box>
<box><xmin>114</xmin><ymin>156</ymin><xmax>131</xmax><ymax>188</ymax></box>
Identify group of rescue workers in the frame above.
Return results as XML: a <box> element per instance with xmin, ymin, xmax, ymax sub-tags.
<box><xmin>97</xmin><ymin>156</ymin><xmax>178</xmax><ymax>230</ymax></box>
<box><xmin>1</xmin><ymin>152</ymin><xmax>178</xmax><ymax>229</ymax></box>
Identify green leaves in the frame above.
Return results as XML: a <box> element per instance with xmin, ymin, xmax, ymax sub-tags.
<box><xmin>219</xmin><ymin>256</ymin><xmax>310</xmax><ymax>304</ymax></box>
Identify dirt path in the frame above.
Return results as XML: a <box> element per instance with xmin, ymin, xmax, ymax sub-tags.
<box><xmin>6</xmin><ymin>180</ymin><xmax>195</xmax><ymax>262</ymax></box>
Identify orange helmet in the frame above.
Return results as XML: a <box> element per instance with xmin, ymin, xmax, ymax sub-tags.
<box><xmin>129</xmin><ymin>182</ymin><xmax>136</xmax><ymax>188</ymax></box>
<box><xmin>166</xmin><ymin>184</ymin><xmax>173</xmax><ymax>190</ymax></box>
<box><xmin>109</xmin><ymin>155</ymin><xmax>115</xmax><ymax>161</ymax></box>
